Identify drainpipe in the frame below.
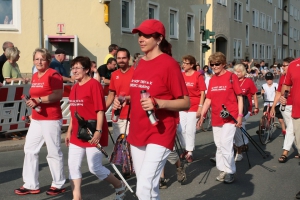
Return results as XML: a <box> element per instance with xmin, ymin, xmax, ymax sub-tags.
<box><xmin>38</xmin><ymin>0</ymin><xmax>43</xmax><ymax>48</ymax></box>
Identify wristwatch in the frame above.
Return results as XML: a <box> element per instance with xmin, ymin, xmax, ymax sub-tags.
<box><xmin>38</xmin><ymin>97</ymin><xmax>42</xmax><ymax>104</ymax></box>
<box><xmin>96</xmin><ymin>130</ymin><xmax>102</xmax><ymax>133</ymax></box>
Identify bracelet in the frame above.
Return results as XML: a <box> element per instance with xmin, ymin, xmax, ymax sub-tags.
<box><xmin>238</xmin><ymin>114</ymin><xmax>243</xmax><ymax>117</ymax></box>
<box><xmin>198</xmin><ymin>104</ymin><xmax>203</xmax><ymax>107</ymax></box>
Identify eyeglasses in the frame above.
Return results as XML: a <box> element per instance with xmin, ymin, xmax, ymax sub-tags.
<box><xmin>181</xmin><ymin>61</ymin><xmax>191</xmax><ymax>65</ymax></box>
<box><xmin>71</xmin><ymin>67</ymin><xmax>84</xmax><ymax>70</ymax></box>
<box><xmin>281</xmin><ymin>64</ymin><xmax>289</xmax><ymax>67</ymax></box>
<box><xmin>210</xmin><ymin>63</ymin><xmax>221</xmax><ymax>67</ymax></box>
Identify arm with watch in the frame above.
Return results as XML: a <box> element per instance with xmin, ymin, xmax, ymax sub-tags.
<box><xmin>89</xmin><ymin>110</ymin><xmax>104</xmax><ymax>145</ymax></box>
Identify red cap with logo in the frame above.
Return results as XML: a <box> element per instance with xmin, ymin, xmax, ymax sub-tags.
<box><xmin>132</xmin><ymin>19</ymin><xmax>165</xmax><ymax>37</ymax></box>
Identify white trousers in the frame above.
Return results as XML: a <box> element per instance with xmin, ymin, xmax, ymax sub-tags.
<box><xmin>293</xmin><ymin>118</ymin><xmax>300</xmax><ymax>153</ymax></box>
<box><xmin>23</xmin><ymin>119</ymin><xmax>65</xmax><ymax>190</ymax></box>
<box><xmin>112</xmin><ymin>119</ymin><xmax>130</xmax><ymax>142</ymax></box>
<box><xmin>234</xmin><ymin>112</ymin><xmax>251</xmax><ymax>147</ymax></box>
<box><xmin>213</xmin><ymin>123</ymin><xmax>236</xmax><ymax>174</ymax></box>
<box><xmin>68</xmin><ymin>143</ymin><xmax>110</xmax><ymax>180</ymax></box>
<box><xmin>177</xmin><ymin>111</ymin><xmax>197</xmax><ymax>151</ymax></box>
<box><xmin>131</xmin><ymin>144</ymin><xmax>171</xmax><ymax>200</ymax></box>
<box><xmin>281</xmin><ymin>105</ymin><xmax>295</xmax><ymax>151</ymax></box>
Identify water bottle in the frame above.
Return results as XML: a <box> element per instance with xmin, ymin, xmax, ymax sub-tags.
<box><xmin>111</xmin><ymin>92</ymin><xmax>126</xmax><ymax>122</ymax></box>
<box><xmin>140</xmin><ymin>90</ymin><xmax>159</xmax><ymax>126</ymax></box>
<box><xmin>21</xmin><ymin>94</ymin><xmax>41</xmax><ymax>113</ymax></box>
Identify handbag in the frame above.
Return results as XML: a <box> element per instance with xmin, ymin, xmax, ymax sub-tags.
<box><xmin>73</xmin><ymin>84</ymin><xmax>97</xmax><ymax>141</ymax></box>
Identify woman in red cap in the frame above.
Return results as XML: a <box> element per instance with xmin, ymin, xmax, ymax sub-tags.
<box><xmin>114</xmin><ymin>19</ymin><xmax>189</xmax><ymax>199</ymax></box>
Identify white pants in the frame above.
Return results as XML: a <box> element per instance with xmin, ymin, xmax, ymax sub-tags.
<box><xmin>23</xmin><ymin>119</ymin><xmax>65</xmax><ymax>190</ymax></box>
<box><xmin>131</xmin><ymin>144</ymin><xmax>171</xmax><ymax>200</ymax></box>
<box><xmin>293</xmin><ymin>118</ymin><xmax>300</xmax><ymax>153</ymax></box>
<box><xmin>177</xmin><ymin>111</ymin><xmax>197</xmax><ymax>151</ymax></box>
<box><xmin>213</xmin><ymin>123</ymin><xmax>236</xmax><ymax>174</ymax></box>
<box><xmin>68</xmin><ymin>143</ymin><xmax>110</xmax><ymax>180</ymax></box>
<box><xmin>281</xmin><ymin>105</ymin><xmax>295</xmax><ymax>151</ymax></box>
<box><xmin>112</xmin><ymin>119</ymin><xmax>130</xmax><ymax>141</ymax></box>
<box><xmin>234</xmin><ymin>112</ymin><xmax>251</xmax><ymax>147</ymax></box>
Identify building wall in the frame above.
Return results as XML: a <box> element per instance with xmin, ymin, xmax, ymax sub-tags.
<box><xmin>0</xmin><ymin>0</ymin><xmax>111</xmax><ymax>73</ymax></box>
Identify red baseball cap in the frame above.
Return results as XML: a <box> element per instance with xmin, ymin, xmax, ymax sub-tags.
<box><xmin>132</xmin><ymin>19</ymin><xmax>165</xmax><ymax>37</ymax></box>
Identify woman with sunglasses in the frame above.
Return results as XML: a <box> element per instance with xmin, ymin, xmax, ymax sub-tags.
<box><xmin>115</xmin><ymin>19</ymin><xmax>189</xmax><ymax>199</ymax></box>
<box><xmin>177</xmin><ymin>55</ymin><xmax>206</xmax><ymax>162</ymax></box>
<box><xmin>197</xmin><ymin>52</ymin><xmax>243</xmax><ymax>184</ymax></box>
<box><xmin>270</xmin><ymin>57</ymin><xmax>296</xmax><ymax>163</ymax></box>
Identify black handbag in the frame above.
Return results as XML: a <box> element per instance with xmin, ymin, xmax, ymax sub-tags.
<box><xmin>74</xmin><ymin>85</ymin><xmax>97</xmax><ymax>141</ymax></box>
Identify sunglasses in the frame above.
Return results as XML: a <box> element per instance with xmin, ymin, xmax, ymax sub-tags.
<box><xmin>281</xmin><ymin>64</ymin><xmax>289</xmax><ymax>67</ymax></box>
<box><xmin>210</xmin><ymin>63</ymin><xmax>221</xmax><ymax>67</ymax></box>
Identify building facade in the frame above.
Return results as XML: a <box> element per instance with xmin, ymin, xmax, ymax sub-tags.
<box><xmin>0</xmin><ymin>0</ymin><xmax>205</xmax><ymax>74</ymax></box>
<box><xmin>205</xmin><ymin>0</ymin><xmax>300</xmax><ymax>66</ymax></box>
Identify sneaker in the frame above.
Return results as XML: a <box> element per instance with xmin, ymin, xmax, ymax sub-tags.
<box><xmin>46</xmin><ymin>187</ymin><xmax>66</xmax><ymax>196</ymax></box>
<box><xmin>176</xmin><ymin>166</ymin><xmax>187</xmax><ymax>183</ymax></box>
<box><xmin>235</xmin><ymin>154</ymin><xmax>243</xmax><ymax>162</ymax></box>
<box><xmin>216</xmin><ymin>171</ymin><xmax>226</xmax><ymax>182</ymax></box>
<box><xmin>14</xmin><ymin>187</ymin><xmax>40</xmax><ymax>195</ymax></box>
<box><xmin>159</xmin><ymin>178</ymin><xmax>168</xmax><ymax>189</ymax></box>
<box><xmin>224</xmin><ymin>173</ymin><xmax>234</xmax><ymax>183</ymax></box>
<box><xmin>210</xmin><ymin>157</ymin><xmax>216</xmax><ymax>163</ymax></box>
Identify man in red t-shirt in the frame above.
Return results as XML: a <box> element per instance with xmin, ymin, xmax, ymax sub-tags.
<box><xmin>106</xmin><ymin>48</ymin><xmax>134</xmax><ymax>142</ymax></box>
<box><xmin>281</xmin><ymin>57</ymin><xmax>300</xmax><ymax>199</ymax></box>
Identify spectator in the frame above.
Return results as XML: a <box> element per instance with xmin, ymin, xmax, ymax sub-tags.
<box><xmin>197</xmin><ymin>52</ymin><xmax>243</xmax><ymax>184</ymax></box>
<box><xmin>2</xmin><ymin>47</ymin><xmax>29</xmax><ymax>84</ymax></box>
<box><xmin>0</xmin><ymin>41</ymin><xmax>14</xmax><ymax>83</ymax></box>
<box><xmin>133</xmin><ymin>52</ymin><xmax>141</xmax><ymax>66</ymax></box>
<box><xmin>65</xmin><ymin>56</ymin><xmax>125</xmax><ymax>200</ymax></box>
<box><xmin>98</xmin><ymin>57</ymin><xmax>117</xmax><ymax>95</ymax></box>
<box><xmin>260</xmin><ymin>60</ymin><xmax>268</xmax><ymax>75</ymax></box>
<box><xmin>104</xmin><ymin>44</ymin><xmax>118</xmax><ymax>64</ymax></box>
<box><xmin>49</xmin><ymin>48</ymin><xmax>74</xmax><ymax>83</ymax></box>
<box><xmin>90</xmin><ymin>61</ymin><xmax>100</xmax><ymax>82</ymax></box>
<box><xmin>14</xmin><ymin>48</ymin><xmax>66</xmax><ymax>196</ymax></box>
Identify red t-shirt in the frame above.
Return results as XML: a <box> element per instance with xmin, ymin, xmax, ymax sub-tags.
<box><xmin>277</xmin><ymin>75</ymin><xmax>293</xmax><ymax>105</ymax></box>
<box><xmin>30</xmin><ymin>68</ymin><xmax>63</xmax><ymax>120</ymax></box>
<box><xmin>182</xmin><ymin>71</ymin><xmax>206</xmax><ymax>112</ymax></box>
<box><xmin>109</xmin><ymin>67</ymin><xmax>134</xmax><ymax>119</ymax></box>
<box><xmin>206</xmin><ymin>71</ymin><xmax>242</xmax><ymax>126</ymax></box>
<box><xmin>127</xmin><ymin>54</ymin><xmax>188</xmax><ymax>150</ymax></box>
<box><xmin>239</xmin><ymin>78</ymin><xmax>257</xmax><ymax>112</ymax></box>
<box><xmin>69</xmin><ymin>78</ymin><xmax>108</xmax><ymax>147</ymax></box>
<box><xmin>284</xmin><ymin>58</ymin><xmax>300</xmax><ymax>118</ymax></box>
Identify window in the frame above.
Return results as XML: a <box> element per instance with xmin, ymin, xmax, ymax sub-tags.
<box><xmin>246</xmin><ymin>0</ymin><xmax>250</xmax><ymax>11</ymax></box>
<box><xmin>278</xmin><ymin>0</ymin><xmax>282</xmax><ymax>9</ymax></box>
<box><xmin>148</xmin><ymin>2</ymin><xmax>159</xmax><ymax>19</ymax></box>
<box><xmin>246</xmin><ymin>24</ymin><xmax>249</xmax><ymax>46</ymax></box>
<box><xmin>252</xmin><ymin>42</ymin><xmax>258</xmax><ymax>59</ymax></box>
<box><xmin>260</xmin><ymin>44</ymin><xmax>265</xmax><ymax>59</ymax></box>
<box><xmin>122</xmin><ymin>0</ymin><xmax>135</xmax><ymax>33</ymax></box>
<box><xmin>289</xmin><ymin>49</ymin><xmax>293</xmax><ymax>57</ymax></box>
<box><xmin>277</xmin><ymin>46</ymin><xmax>282</xmax><ymax>60</ymax></box>
<box><xmin>234</xmin><ymin>1</ymin><xmax>243</xmax><ymax>22</ymax></box>
<box><xmin>260</xmin><ymin>13</ymin><xmax>266</xmax><ymax>30</ymax></box>
<box><xmin>274</xmin><ymin>7</ymin><xmax>276</xmax><ymax>23</ymax></box>
<box><xmin>217</xmin><ymin>0</ymin><xmax>227</xmax><ymax>6</ymax></box>
<box><xmin>294</xmin><ymin>28</ymin><xmax>297</xmax><ymax>41</ymax></box>
<box><xmin>233</xmin><ymin>39</ymin><xmax>242</xmax><ymax>59</ymax></box>
<box><xmin>290</xmin><ymin>4</ymin><xmax>293</xmax><ymax>16</ymax></box>
<box><xmin>266</xmin><ymin>45</ymin><xmax>272</xmax><ymax>59</ymax></box>
<box><xmin>252</xmin><ymin>9</ymin><xmax>259</xmax><ymax>27</ymax></box>
<box><xmin>290</xmin><ymin>27</ymin><xmax>293</xmax><ymax>38</ymax></box>
<box><xmin>266</xmin><ymin>15</ymin><xmax>272</xmax><ymax>31</ymax></box>
<box><xmin>274</xmin><ymin>32</ymin><xmax>276</xmax><ymax>48</ymax></box>
<box><xmin>278</xmin><ymin>21</ymin><xmax>282</xmax><ymax>35</ymax></box>
<box><xmin>187</xmin><ymin>14</ymin><xmax>195</xmax><ymax>41</ymax></box>
<box><xmin>0</xmin><ymin>0</ymin><xmax>21</xmax><ymax>31</ymax></box>
<box><xmin>169</xmin><ymin>8</ymin><xmax>179</xmax><ymax>39</ymax></box>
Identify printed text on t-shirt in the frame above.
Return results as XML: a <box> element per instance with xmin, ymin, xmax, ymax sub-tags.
<box><xmin>130</xmin><ymin>79</ymin><xmax>153</xmax><ymax>90</ymax></box>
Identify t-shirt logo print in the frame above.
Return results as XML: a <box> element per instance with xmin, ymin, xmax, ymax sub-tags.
<box><xmin>116</xmin><ymin>76</ymin><xmax>119</xmax><ymax>79</ymax></box>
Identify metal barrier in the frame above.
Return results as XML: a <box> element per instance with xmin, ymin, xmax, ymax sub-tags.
<box><xmin>0</xmin><ymin>83</ymin><xmax>112</xmax><ymax>133</ymax></box>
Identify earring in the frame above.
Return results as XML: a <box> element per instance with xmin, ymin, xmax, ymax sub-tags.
<box><xmin>157</xmin><ymin>43</ymin><xmax>160</xmax><ymax>45</ymax></box>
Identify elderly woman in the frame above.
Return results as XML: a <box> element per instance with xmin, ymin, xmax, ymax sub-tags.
<box><xmin>65</xmin><ymin>56</ymin><xmax>125</xmax><ymax>200</ymax></box>
<box><xmin>2</xmin><ymin>47</ymin><xmax>29</xmax><ymax>84</ymax></box>
<box><xmin>197</xmin><ymin>52</ymin><xmax>243</xmax><ymax>184</ymax></box>
<box><xmin>114</xmin><ymin>19</ymin><xmax>189</xmax><ymax>199</ymax></box>
<box><xmin>177</xmin><ymin>55</ymin><xmax>206</xmax><ymax>162</ymax></box>
<box><xmin>233</xmin><ymin>64</ymin><xmax>259</xmax><ymax>161</ymax></box>
<box><xmin>15</xmin><ymin>48</ymin><xmax>66</xmax><ymax>196</ymax></box>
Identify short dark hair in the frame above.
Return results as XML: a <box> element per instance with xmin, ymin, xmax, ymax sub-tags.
<box><xmin>116</xmin><ymin>48</ymin><xmax>130</xmax><ymax>59</ymax></box>
<box><xmin>71</xmin><ymin>56</ymin><xmax>91</xmax><ymax>73</ymax></box>
<box><xmin>283</xmin><ymin>57</ymin><xmax>294</xmax><ymax>63</ymax></box>
<box><xmin>108</xmin><ymin>44</ymin><xmax>118</xmax><ymax>53</ymax></box>
<box><xmin>106</xmin><ymin>57</ymin><xmax>117</xmax><ymax>64</ymax></box>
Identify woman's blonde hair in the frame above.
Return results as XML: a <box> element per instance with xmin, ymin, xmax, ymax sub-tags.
<box><xmin>208</xmin><ymin>52</ymin><xmax>226</xmax><ymax>65</ymax></box>
<box><xmin>234</xmin><ymin>64</ymin><xmax>247</xmax><ymax>76</ymax></box>
<box><xmin>5</xmin><ymin>47</ymin><xmax>20</xmax><ymax>61</ymax></box>
<box><xmin>32</xmin><ymin>48</ymin><xmax>52</xmax><ymax>62</ymax></box>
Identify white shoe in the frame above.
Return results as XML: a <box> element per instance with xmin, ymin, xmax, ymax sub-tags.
<box><xmin>235</xmin><ymin>154</ymin><xmax>243</xmax><ymax>162</ymax></box>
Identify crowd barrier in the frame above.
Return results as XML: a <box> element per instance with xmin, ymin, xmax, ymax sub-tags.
<box><xmin>0</xmin><ymin>83</ymin><xmax>112</xmax><ymax>133</ymax></box>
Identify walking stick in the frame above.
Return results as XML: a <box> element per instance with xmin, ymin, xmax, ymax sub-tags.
<box><xmin>220</xmin><ymin>105</ymin><xmax>269</xmax><ymax>159</ymax></box>
<box><xmin>86</xmin><ymin>128</ymin><xmax>134</xmax><ymax>194</ymax></box>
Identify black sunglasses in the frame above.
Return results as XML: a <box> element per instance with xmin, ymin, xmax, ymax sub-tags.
<box><xmin>210</xmin><ymin>63</ymin><xmax>221</xmax><ymax>67</ymax></box>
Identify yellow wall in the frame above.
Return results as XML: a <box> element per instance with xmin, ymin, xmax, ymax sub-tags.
<box><xmin>0</xmin><ymin>0</ymin><xmax>111</xmax><ymax>73</ymax></box>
